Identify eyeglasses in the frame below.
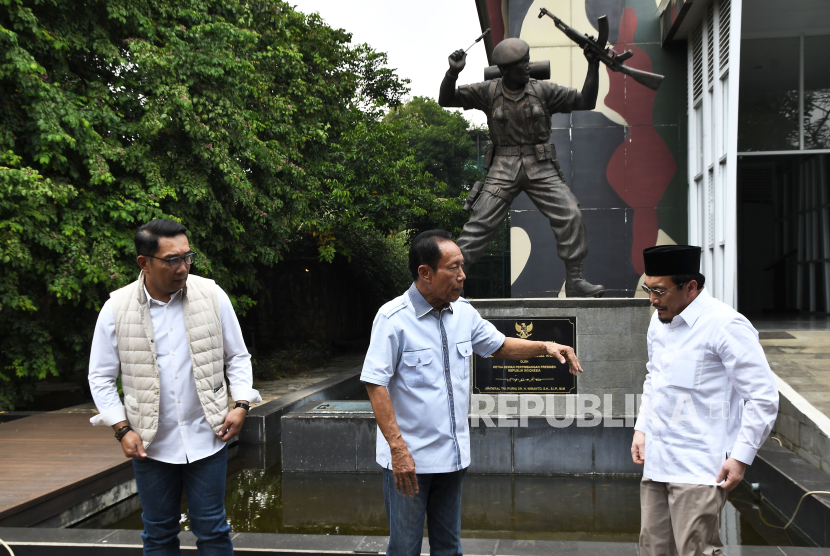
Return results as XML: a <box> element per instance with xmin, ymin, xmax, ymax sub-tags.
<box><xmin>640</xmin><ymin>282</ymin><xmax>686</xmax><ymax>297</ymax></box>
<box><xmin>146</xmin><ymin>252</ymin><xmax>198</xmax><ymax>268</ymax></box>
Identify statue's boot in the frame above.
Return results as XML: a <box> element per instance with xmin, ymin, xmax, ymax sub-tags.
<box><xmin>564</xmin><ymin>259</ymin><xmax>605</xmax><ymax>298</ymax></box>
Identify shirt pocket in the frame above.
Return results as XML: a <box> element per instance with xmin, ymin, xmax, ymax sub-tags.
<box><xmin>529</xmin><ymin>103</ymin><xmax>547</xmax><ymax>133</ymax></box>
<box><xmin>664</xmin><ymin>349</ymin><xmax>704</xmax><ymax>390</ymax></box>
<box><xmin>402</xmin><ymin>348</ymin><xmax>433</xmax><ymax>387</ymax></box>
<box><xmin>456</xmin><ymin>340</ymin><xmax>473</xmax><ymax>380</ymax></box>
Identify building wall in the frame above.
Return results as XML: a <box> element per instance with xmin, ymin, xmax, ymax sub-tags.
<box><xmin>685</xmin><ymin>0</ymin><xmax>741</xmax><ymax>308</ymax></box>
<box><xmin>681</xmin><ymin>0</ymin><xmax>830</xmax><ymax>311</ymax></box>
<box><xmin>773</xmin><ymin>376</ymin><xmax>830</xmax><ymax>476</ymax></box>
<box><xmin>489</xmin><ymin>0</ymin><xmax>688</xmax><ymax>298</ymax></box>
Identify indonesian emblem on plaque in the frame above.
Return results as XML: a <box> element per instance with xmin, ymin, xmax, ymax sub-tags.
<box><xmin>473</xmin><ymin>317</ymin><xmax>577</xmax><ymax>394</ymax></box>
<box><xmin>515</xmin><ymin>322</ymin><xmax>533</xmax><ymax>339</ymax></box>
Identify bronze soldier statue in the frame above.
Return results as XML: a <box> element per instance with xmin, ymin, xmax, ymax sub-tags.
<box><xmin>439</xmin><ymin>38</ymin><xmax>605</xmax><ymax>297</ymax></box>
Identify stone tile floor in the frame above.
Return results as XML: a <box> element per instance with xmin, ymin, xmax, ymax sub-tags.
<box><xmin>251</xmin><ymin>351</ymin><xmax>365</xmax><ymax>407</ymax></box>
<box><xmin>758</xmin><ymin>330</ymin><xmax>830</xmax><ymax>418</ymax></box>
<box><xmin>54</xmin><ymin>351</ymin><xmax>366</xmax><ymax>414</ymax></box>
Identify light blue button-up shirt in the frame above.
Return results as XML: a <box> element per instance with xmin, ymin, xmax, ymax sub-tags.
<box><xmin>361</xmin><ymin>283</ymin><xmax>506</xmax><ymax>473</ymax></box>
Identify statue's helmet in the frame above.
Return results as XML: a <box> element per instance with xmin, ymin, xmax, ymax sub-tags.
<box><xmin>491</xmin><ymin>38</ymin><xmax>530</xmax><ymax>66</ymax></box>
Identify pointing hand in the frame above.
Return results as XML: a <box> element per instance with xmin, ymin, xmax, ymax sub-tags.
<box><xmin>543</xmin><ymin>342</ymin><xmax>583</xmax><ymax>375</ymax></box>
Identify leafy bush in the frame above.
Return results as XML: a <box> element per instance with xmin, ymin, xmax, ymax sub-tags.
<box><xmin>1</xmin><ymin>0</ymin><xmax>460</xmax><ymax>408</ymax></box>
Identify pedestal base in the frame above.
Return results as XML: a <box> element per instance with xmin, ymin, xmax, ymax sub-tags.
<box><xmin>468</xmin><ymin>297</ymin><xmax>651</xmax><ymax>417</ymax></box>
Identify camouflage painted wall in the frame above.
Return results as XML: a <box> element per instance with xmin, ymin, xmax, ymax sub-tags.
<box><xmin>486</xmin><ymin>0</ymin><xmax>688</xmax><ymax>297</ymax></box>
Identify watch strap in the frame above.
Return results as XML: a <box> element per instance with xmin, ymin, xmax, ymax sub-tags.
<box><xmin>115</xmin><ymin>425</ymin><xmax>133</xmax><ymax>442</ymax></box>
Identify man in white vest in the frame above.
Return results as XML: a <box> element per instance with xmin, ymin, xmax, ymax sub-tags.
<box><xmin>88</xmin><ymin>218</ymin><xmax>261</xmax><ymax>555</ymax></box>
<box><xmin>632</xmin><ymin>245</ymin><xmax>778</xmax><ymax>556</ymax></box>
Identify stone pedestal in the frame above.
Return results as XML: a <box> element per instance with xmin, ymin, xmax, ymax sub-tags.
<box><xmin>280</xmin><ymin>298</ymin><xmax>652</xmax><ymax>476</ymax></box>
<box><xmin>468</xmin><ymin>298</ymin><xmax>651</xmax><ymax>417</ymax></box>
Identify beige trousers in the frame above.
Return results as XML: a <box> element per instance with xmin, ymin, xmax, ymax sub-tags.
<box><xmin>639</xmin><ymin>478</ymin><xmax>729</xmax><ymax>556</ymax></box>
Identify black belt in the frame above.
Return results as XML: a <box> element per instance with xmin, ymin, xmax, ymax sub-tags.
<box><xmin>494</xmin><ymin>144</ymin><xmax>547</xmax><ymax>156</ymax></box>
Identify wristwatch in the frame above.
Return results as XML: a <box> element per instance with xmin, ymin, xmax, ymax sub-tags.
<box><xmin>233</xmin><ymin>402</ymin><xmax>251</xmax><ymax>413</ymax></box>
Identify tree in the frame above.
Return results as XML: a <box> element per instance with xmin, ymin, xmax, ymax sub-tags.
<box><xmin>385</xmin><ymin>96</ymin><xmax>485</xmax><ymax>234</ymax></box>
<box><xmin>0</xmin><ymin>0</ymin><xmax>437</xmax><ymax>408</ymax></box>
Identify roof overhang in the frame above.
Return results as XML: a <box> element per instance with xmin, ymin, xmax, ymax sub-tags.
<box><xmin>473</xmin><ymin>0</ymin><xmax>499</xmax><ymax>65</ymax></box>
<box><xmin>659</xmin><ymin>0</ymin><xmax>697</xmax><ymax>45</ymax></box>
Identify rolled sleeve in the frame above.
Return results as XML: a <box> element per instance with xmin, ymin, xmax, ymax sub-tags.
<box><xmin>541</xmin><ymin>81</ymin><xmax>579</xmax><ymax>114</ymax></box>
<box><xmin>361</xmin><ymin>314</ymin><xmax>400</xmax><ymax>387</ymax></box>
<box><xmin>456</xmin><ymin>81</ymin><xmax>491</xmax><ymax>112</ymax></box>
<box><xmin>470</xmin><ymin>311</ymin><xmax>506</xmax><ymax>358</ymax></box>
<box><xmin>230</xmin><ymin>385</ymin><xmax>261</xmax><ymax>405</ymax></box>
<box><xmin>91</xmin><ymin>405</ymin><xmax>127</xmax><ymax>427</ymax></box>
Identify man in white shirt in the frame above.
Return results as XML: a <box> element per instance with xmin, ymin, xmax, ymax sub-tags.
<box><xmin>88</xmin><ymin>218</ymin><xmax>261</xmax><ymax>555</ymax></box>
<box><xmin>362</xmin><ymin>230</ymin><xmax>584</xmax><ymax>556</ymax></box>
<box><xmin>631</xmin><ymin>245</ymin><xmax>778</xmax><ymax>556</ymax></box>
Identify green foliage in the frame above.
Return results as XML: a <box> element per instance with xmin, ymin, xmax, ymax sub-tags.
<box><xmin>385</xmin><ymin>96</ymin><xmax>485</xmax><ymax>233</ymax></box>
<box><xmin>0</xmin><ymin>0</ymin><xmax>454</xmax><ymax>406</ymax></box>
<box><xmin>0</xmin><ymin>380</ymin><xmax>17</xmax><ymax>412</ymax></box>
<box><xmin>339</xmin><ymin>228</ymin><xmax>412</xmax><ymax>306</ymax></box>
<box><xmin>385</xmin><ymin>97</ymin><xmax>484</xmax><ymax>193</ymax></box>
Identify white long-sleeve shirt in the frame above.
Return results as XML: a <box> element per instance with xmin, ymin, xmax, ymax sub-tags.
<box><xmin>88</xmin><ymin>284</ymin><xmax>261</xmax><ymax>464</ymax></box>
<box><xmin>634</xmin><ymin>288</ymin><xmax>779</xmax><ymax>485</ymax></box>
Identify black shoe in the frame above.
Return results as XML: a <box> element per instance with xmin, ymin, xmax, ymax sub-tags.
<box><xmin>564</xmin><ymin>260</ymin><xmax>605</xmax><ymax>298</ymax></box>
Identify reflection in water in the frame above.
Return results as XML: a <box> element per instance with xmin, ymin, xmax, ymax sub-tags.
<box><xmin>93</xmin><ymin>462</ymin><xmax>812</xmax><ymax>546</ymax></box>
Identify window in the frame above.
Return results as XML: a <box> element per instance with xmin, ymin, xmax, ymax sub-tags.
<box><xmin>707</xmin><ymin>5</ymin><xmax>715</xmax><ymax>87</ymax></box>
<box><xmin>803</xmin><ymin>35</ymin><xmax>830</xmax><ymax>149</ymax></box>
<box><xmin>738</xmin><ymin>37</ymin><xmax>800</xmax><ymax>151</ymax></box>
<box><xmin>721</xmin><ymin>77</ymin><xmax>729</xmax><ymax>155</ymax></box>
<box><xmin>708</xmin><ymin>169</ymin><xmax>715</xmax><ymax>247</ymax></box>
<box><xmin>696</xmin><ymin>107</ymin><xmax>704</xmax><ymax>174</ymax></box>
<box><xmin>693</xmin><ymin>26</ymin><xmax>704</xmax><ymax>102</ymax></box>
<box><xmin>739</xmin><ymin>34</ymin><xmax>830</xmax><ymax>152</ymax></box>
<box><xmin>719</xmin><ymin>0</ymin><xmax>730</xmax><ymax>71</ymax></box>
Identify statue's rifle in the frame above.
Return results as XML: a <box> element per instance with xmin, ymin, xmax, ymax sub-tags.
<box><xmin>537</xmin><ymin>8</ymin><xmax>664</xmax><ymax>91</ymax></box>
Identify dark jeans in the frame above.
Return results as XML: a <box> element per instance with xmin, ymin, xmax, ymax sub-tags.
<box><xmin>132</xmin><ymin>445</ymin><xmax>232</xmax><ymax>556</ymax></box>
<box><xmin>383</xmin><ymin>467</ymin><xmax>467</xmax><ymax>556</ymax></box>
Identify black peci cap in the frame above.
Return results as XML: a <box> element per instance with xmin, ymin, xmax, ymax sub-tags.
<box><xmin>643</xmin><ymin>245</ymin><xmax>701</xmax><ymax>276</ymax></box>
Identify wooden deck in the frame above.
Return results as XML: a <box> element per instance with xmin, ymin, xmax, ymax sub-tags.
<box><xmin>0</xmin><ymin>412</ymin><xmax>132</xmax><ymax>527</ymax></box>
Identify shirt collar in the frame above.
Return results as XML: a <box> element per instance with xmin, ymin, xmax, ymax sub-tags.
<box><xmin>675</xmin><ymin>288</ymin><xmax>710</xmax><ymax>328</ymax></box>
<box><xmin>143</xmin><ymin>285</ymin><xmax>183</xmax><ymax>306</ymax></box>
<box><xmin>137</xmin><ymin>270</ymin><xmax>186</xmax><ymax>306</ymax></box>
<box><xmin>500</xmin><ymin>80</ymin><xmax>532</xmax><ymax>102</ymax></box>
<box><xmin>407</xmin><ymin>282</ymin><xmax>453</xmax><ymax>318</ymax></box>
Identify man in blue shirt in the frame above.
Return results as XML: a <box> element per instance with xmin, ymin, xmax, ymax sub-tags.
<box><xmin>361</xmin><ymin>230</ymin><xmax>583</xmax><ymax>556</ymax></box>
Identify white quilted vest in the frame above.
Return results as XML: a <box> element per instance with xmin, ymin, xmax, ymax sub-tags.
<box><xmin>110</xmin><ymin>271</ymin><xmax>229</xmax><ymax>448</ymax></box>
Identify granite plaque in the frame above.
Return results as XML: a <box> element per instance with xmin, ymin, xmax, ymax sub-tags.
<box><xmin>472</xmin><ymin>317</ymin><xmax>577</xmax><ymax>394</ymax></box>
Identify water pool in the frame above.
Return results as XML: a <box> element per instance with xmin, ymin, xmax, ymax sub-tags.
<box><xmin>78</xmin><ymin>460</ymin><xmax>813</xmax><ymax>547</ymax></box>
